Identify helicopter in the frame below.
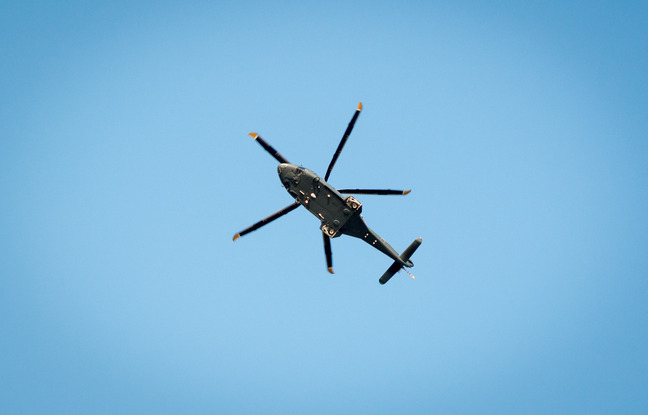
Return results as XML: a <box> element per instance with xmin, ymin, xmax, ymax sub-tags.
<box><xmin>233</xmin><ymin>102</ymin><xmax>422</xmax><ymax>284</ymax></box>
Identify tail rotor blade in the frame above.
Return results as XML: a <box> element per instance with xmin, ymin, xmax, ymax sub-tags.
<box><xmin>248</xmin><ymin>132</ymin><xmax>289</xmax><ymax>164</ymax></box>
<box><xmin>324</xmin><ymin>102</ymin><xmax>362</xmax><ymax>181</ymax></box>
<box><xmin>233</xmin><ymin>202</ymin><xmax>300</xmax><ymax>241</ymax></box>
<box><xmin>323</xmin><ymin>234</ymin><xmax>334</xmax><ymax>274</ymax></box>
<box><xmin>337</xmin><ymin>188</ymin><xmax>411</xmax><ymax>195</ymax></box>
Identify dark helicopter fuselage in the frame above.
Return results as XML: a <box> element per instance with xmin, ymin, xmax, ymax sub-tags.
<box><xmin>277</xmin><ymin>163</ymin><xmax>411</xmax><ymax>267</ymax></box>
<box><xmin>233</xmin><ymin>103</ymin><xmax>422</xmax><ymax>283</ymax></box>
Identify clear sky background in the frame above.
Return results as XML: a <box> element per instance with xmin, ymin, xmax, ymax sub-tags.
<box><xmin>1</xmin><ymin>1</ymin><xmax>647</xmax><ymax>413</ymax></box>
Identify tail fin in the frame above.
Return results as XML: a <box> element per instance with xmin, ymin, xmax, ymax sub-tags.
<box><xmin>379</xmin><ymin>237</ymin><xmax>422</xmax><ymax>285</ymax></box>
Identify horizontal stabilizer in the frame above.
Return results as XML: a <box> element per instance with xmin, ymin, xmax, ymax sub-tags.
<box><xmin>379</xmin><ymin>237</ymin><xmax>422</xmax><ymax>285</ymax></box>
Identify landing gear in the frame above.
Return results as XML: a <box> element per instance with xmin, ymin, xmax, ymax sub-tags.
<box><xmin>344</xmin><ymin>195</ymin><xmax>362</xmax><ymax>211</ymax></box>
<box><xmin>320</xmin><ymin>223</ymin><xmax>338</xmax><ymax>237</ymax></box>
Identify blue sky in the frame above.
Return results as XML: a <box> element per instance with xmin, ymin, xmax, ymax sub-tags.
<box><xmin>1</xmin><ymin>1</ymin><xmax>647</xmax><ymax>413</ymax></box>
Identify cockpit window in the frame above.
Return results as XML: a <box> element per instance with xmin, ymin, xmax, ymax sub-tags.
<box><xmin>295</xmin><ymin>166</ymin><xmax>304</xmax><ymax>175</ymax></box>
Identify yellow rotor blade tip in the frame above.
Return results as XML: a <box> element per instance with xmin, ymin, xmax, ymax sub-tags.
<box><xmin>328</xmin><ymin>267</ymin><xmax>334</xmax><ymax>274</ymax></box>
<box><xmin>403</xmin><ymin>189</ymin><xmax>411</xmax><ymax>195</ymax></box>
<box><xmin>357</xmin><ymin>102</ymin><xmax>363</xmax><ymax>111</ymax></box>
<box><xmin>233</xmin><ymin>233</ymin><xmax>241</xmax><ymax>242</ymax></box>
<box><xmin>248</xmin><ymin>132</ymin><xmax>258</xmax><ymax>139</ymax></box>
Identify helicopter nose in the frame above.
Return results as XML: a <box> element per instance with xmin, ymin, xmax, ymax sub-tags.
<box><xmin>278</xmin><ymin>163</ymin><xmax>294</xmax><ymax>183</ymax></box>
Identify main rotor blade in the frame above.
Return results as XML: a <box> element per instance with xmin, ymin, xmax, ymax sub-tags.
<box><xmin>233</xmin><ymin>202</ymin><xmax>300</xmax><ymax>241</ymax></box>
<box><xmin>337</xmin><ymin>188</ymin><xmax>412</xmax><ymax>195</ymax></box>
<box><xmin>248</xmin><ymin>132</ymin><xmax>289</xmax><ymax>164</ymax></box>
<box><xmin>324</xmin><ymin>102</ymin><xmax>362</xmax><ymax>181</ymax></box>
<box><xmin>323</xmin><ymin>234</ymin><xmax>334</xmax><ymax>274</ymax></box>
